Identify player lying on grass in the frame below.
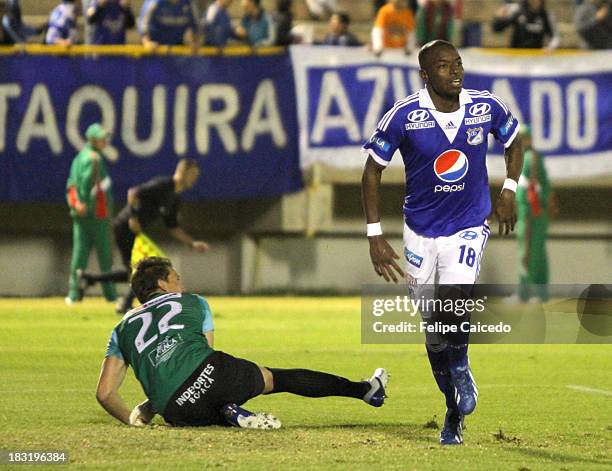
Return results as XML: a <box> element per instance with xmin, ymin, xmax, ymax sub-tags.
<box><xmin>96</xmin><ymin>256</ymin><xmax>388</xmax><ymax>429</ymax></box>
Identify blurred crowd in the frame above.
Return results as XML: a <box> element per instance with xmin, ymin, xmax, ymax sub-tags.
<box><xmin>0</xmin><ymin>0</ymin><xmax>610</xmax><ymax>50</ymax></box>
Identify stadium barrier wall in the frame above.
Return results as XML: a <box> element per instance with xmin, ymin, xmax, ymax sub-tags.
<box><xmin>0</xmin><ymin>233</ymin><xmax>610</xmax><ymax>296</ymax></box>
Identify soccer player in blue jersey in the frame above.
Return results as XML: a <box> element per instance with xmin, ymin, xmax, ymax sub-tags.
<box><xmin>361</xmin><ymin>40</ymin><xmax>523</xmax><ymax>445</ymax></box>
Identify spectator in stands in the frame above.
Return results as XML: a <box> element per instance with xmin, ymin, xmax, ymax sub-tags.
<box><xmin>274</xmin><ymin>0</ymin><xmax>293</xmax><ymax>46</ymax></box>
<box><xmin>86</xmin><ymin>0</ymin><xmax>135</xmax><ymax>44</ymax></box>
<box><xmin>416</xmin><ymin>0</ymin><xmax>454</xmax><ymax>45</ymax></box>
<box><xmin>0</xmin><ymin>0</ymin><xmax>8</xmax><ymax>44</ymax></box>
<box><xmin>492</xmin><ymin>0</ymin><xmax>560</xmax><ymax>50</ymax></box>
<box><xmin>139</xmin><ymin>0</ymin><xmax>198</xmax><ymax>48</ymax></box>
<box><xmin>322</xmin><ymin>11</ymin><xmax>362</xmax><ymax>46</ymax></box>
<box><xmin>575</xmin><ymin>0</ymin><xmax>612</xmax><ymax>49</ymax></box>
<box><xmin>305</xmin><ymin>0</ymin><xmax>336</xmax><ymax>20</ymax></box>
<box><xmin>372</xmin><ymin>0</ymin><xmax>416</xmax><ymax>55</ymax></box>
<box><xmin>203</xmin><ymin>0</ymin><xmax>235</xmax><ymax>46</ymax></box>
<box><xmin>236</xmin><ymin>0</ymin><xmax>275</xmax><ymax>46</ymax></box>
<box><xmin>1</xmin><ymin>0</ymin><xmax>45</xmax><ymax>44</ymax></box>
<box><xmin>373</xmin><ymin>0</ymin><xmax>417</xmax><ymax>18</ymax></box>
<box><xmin>46</xmin><ymin>0</ymin><xmax>79</xmax><ymax>45</ymax></box>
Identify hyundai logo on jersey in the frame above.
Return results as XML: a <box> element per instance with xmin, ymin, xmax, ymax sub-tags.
<box><xmin>459</xmin><ymin>230</ymin><xmax>478</xmax><ymax>240</ymax></box>
<box><xmin>468</xmin><ymin>103</ymin><xmax>491</xmax><ymax>116</ymax></box>
<box><xmin>434</xmin><ymin>150</ymin><xmax>469</xmax><ymax>183</ymax></box>
<box><xmin>404</xmin><ymin>248</ymin><xmax>423</xmax><ymax>268</ymax></box>
<box><xmin>407</xmin><ymin>109</ymin><xmax>430</xmax><ymax>122</ymax></box>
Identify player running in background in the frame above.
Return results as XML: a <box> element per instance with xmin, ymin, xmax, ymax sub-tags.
<box><xmin>96</xmin><ymin>257</ymin><xmax>389</xmax><ymax>428</ymax></box>
<box><xmin>78</xmin><ymin>158</ymin><xmax>210</xmax><ymax>313</ymax></box>
<box><xmin>361</xmin><ymin>40</ymin><xmax>523</xmax><ymax>445</ymax></box>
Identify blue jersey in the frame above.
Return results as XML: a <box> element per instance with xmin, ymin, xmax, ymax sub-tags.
<box><xmin>45</xmin><ymin>2</ymin><xmax>78</xmax><ymax>44</ymax></box>
<box><xmin>87</xmin><ymin>0</ymin><xmax>135</xmax><ymax>44</ymax></box>
<box><xmin>363</xmin><ymin>88</ymin><xmax>520</xmax><ymax>237</ymax></box>
<box><xmin>241</xmin><ymin>11</ymin><xmax>274</xmax><ymax>46</ymax></box>
<box><xmin>139</xmin><ymin>0</ymin><xmax>196</xmax><ymax>45</ymax></box>
<box><xmin>203</xmin><ymin>3</ymin><xmax>233</xmax><ymax>46</ymax></box>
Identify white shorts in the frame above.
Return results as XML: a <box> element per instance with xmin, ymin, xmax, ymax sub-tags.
<box><xmin>403</xmin><ymin>222</ymin><xmax>490</xmax><ymax>286</ymax></box>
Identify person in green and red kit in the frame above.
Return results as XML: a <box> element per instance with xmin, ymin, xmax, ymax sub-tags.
<box><xmin>515</xmin><ymin>124</ymin><xmax>559</xmax><ymax>303</ymax></box>
<box><xmin>65</xmin><ymin>123</ymin><xmax>117</xmax><ymax>304</ymax></box>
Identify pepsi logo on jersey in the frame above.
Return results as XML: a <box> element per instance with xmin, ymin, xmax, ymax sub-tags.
<box><xmin>433</xmin><ymin>149</ymin><xmax>469</xmax><ymax>193</ymax></box>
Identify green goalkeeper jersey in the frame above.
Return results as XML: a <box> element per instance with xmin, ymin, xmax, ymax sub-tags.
<box><xmin>66</xmin><ymin>144</ymin><xmax>113</xmax><ymax>218</ymax></box>
<box><xmin>105</xmin><ymin>292</ymin><xmax>215</xmax><ymax>414</ymax></box>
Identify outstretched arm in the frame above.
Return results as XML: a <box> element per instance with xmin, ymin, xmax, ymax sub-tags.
<box><xmin>495</xmin><ymin>135</ymin><xmax>523</xmax><ymax>236</ymax></box>
<box><xmin>362</xmin><ymin>156</ymin><xmax>405</xmax><ymax>283</ymax></box>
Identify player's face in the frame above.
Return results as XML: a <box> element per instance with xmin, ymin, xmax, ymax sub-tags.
<box><xmin>159</xmin><ymin>269</ymin><xmax>185</xmax><ymax>294</ymax></box>
<box><xmin>423</xmin><ymin>47</ymin><xmax>464</xmax><ymax>99</ymax></box>
<box><xmin>91</xmin><ymin>137</ymin><xmax>108</xmax><ymax>151</ymax></box>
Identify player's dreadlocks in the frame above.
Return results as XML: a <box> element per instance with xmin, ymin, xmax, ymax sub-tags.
<box><xmin>130</xmin><ymin>257</ymin><xmax>173</xmax><ymax>303</ymax></box>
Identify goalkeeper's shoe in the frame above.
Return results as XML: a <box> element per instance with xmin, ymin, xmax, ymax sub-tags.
<box><xmin>222</xmin><ymin>403</ymin><xmax>281</xmax><ymax>430</ymax></box>
<box><xmin>450</xmin><ymin>359</ymin><xmax>478</xmax><ymax>416</ymax></box>
<box><xmin>440</xmin><ymin>408</ymin><xmax>464</xmax><ymax>445</ymax></box>
<box><xmin>363</xmin><ymin>368</ymin><xmax>389</xmax><ymax>407</ymax></box>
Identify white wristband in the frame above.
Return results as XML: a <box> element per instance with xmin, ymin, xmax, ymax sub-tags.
<box><xmin>367</xmin><ymin>222</ymin><xmax>383</xmax><ymax>237</ymax></box>
<box><xmin>502</xmin><ymin>178</ymin><xmax>518</xmax><ymax>193</ymax></box>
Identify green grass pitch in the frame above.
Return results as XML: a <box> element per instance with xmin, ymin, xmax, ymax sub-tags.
<box><xmin>0</xmin><ymin>297</ymin><xmax>610</xmax><ymax>470</ymax></box>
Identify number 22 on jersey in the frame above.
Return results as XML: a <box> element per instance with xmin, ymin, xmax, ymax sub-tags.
<box><xmin>128</xmin><ymin>301</ymin><xmax>185</xmax><ymax>353</ymax></box>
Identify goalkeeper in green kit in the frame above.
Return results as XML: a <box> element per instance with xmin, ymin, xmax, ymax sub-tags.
<box><xmin>96</xmin><ymin>257</ymin><xmax>389</xmax><ymax>429</ymax></box>
<box><xmin>65</xmin><ymin>123</ymin><xmax>117</xmax><ymax>304</ymax></box>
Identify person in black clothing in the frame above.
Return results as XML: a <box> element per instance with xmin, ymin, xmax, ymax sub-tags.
<box><xmin>78</xmin><ymin>158</ymin><xmax>210</xmax><ymax>313</ymax></box>
<box><xmin>274</xmin><ymin>0</ymin><xmax>293</xmax><ymax>46</ymax></box>
<box><xmin>492</xmin><ymin>0</ymin><xmax>560</xmax><ymax>50</ymax></box>
<box><xmin>0</xmin><ymin>0</ymin><xmax>45</xmax><ymax>45</ymax></box>
<box><xmin>85</xmin><ymin>0</ymin><xmax>135</xmax><ymax>45</ymax></box>
<box><xmin>322</xmin><ymin>11</ymin><xmax>362</xmax><ymax>46</ymax></box>
<box><xmin>575</xmin><ymin>0</ymin><xmax>612</xmax><ymax>49</ymax></box>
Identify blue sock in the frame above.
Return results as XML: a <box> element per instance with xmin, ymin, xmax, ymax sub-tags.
<box><xmin>447</xmin><ymin>344</ymin><xmax>469</xmax><ymax>369</ymax></box>
<box><xmin>426</xmin><ymin>344</ymin><xmax>457</xmax><ymax>412</ymax></box>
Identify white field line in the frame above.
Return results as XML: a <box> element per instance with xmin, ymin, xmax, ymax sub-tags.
<box><xmin>567</xmin><ymin>385</ymin><xmax>612</xmax><ymax>397</ymax></box>
<box><xmin>0</xmin><ymin>388</ymin><xmax>91</xmax><ymax>394</ymax></box>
